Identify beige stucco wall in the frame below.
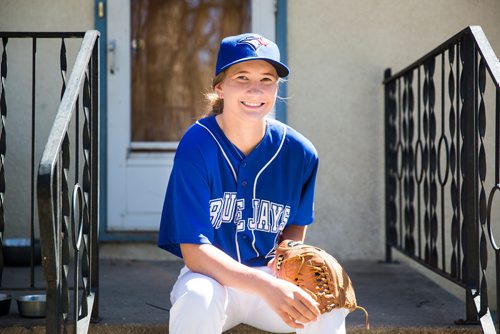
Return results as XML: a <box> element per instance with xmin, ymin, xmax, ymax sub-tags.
<box><xmin>2</xmin><ymin>0</ymin><xmax>500</xmax><ymax>298</ymax></box>
<box><xmin>0</xmin><ymin>0</ymin><xmax>94</xmax><ymax>238</ymax></box>
<box><xmin>0</xmin><ymin>0</ymin><xmax>499</xmax><ymax>315</ymax></box>
<box><xmin>287</xmin><ymin>0</ymin><xmax>500</xmax><ymax>263</ymax></box>
<box><xmin>0</xmin><ymin>0</ymin><xmax>94</xmax><ymax>31</ymax></box>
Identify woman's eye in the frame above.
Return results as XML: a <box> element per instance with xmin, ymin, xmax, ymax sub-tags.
<box><xmin>236</xmin><ymin>75</ymin><xmax>248</xmax><ymax>80</ymax></box>
<box><xmin>262</xmin><ymin>77</ymin><xmax>276</xmax><ymax>83</ymax></box>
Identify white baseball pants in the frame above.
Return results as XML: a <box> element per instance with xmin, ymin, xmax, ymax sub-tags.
<box><xmin>169</xmin><ymin>266</ymin><xmax>349</xmax><ymax>334</ymax></box>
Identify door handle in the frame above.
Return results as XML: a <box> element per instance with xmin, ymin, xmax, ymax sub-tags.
<box><xmin>108</xmin><ymin>39</ymin><xmax>118</xmax><ymax>74</ymax></box>
<box><xmin>131</xmin><ymin>39</ymin><xmax>145</xmax><ymax>50</ymax></box>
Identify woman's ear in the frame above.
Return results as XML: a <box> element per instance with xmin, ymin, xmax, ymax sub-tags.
<box><xmin>214</xmin><ymin>83</ymin><xmax>224</xmax><ymax>99</ymax></box>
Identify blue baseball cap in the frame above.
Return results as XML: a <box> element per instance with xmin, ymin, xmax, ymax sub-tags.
<box><xmin>215</xmin><ymin>33</ymin><xmax>290</xmax><ymax>78</ymax></box>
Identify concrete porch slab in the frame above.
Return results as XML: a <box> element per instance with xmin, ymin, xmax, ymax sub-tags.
<box><xmin>0</xmin><ymin>256</ymin><xmax>484</xmax><ymax>333</ymax></box>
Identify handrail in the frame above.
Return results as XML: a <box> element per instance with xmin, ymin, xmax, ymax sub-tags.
<box><xmin>37</xmin><ymin>30</ymin><xmax>99</xmax><ymax>334</ymax></box>
<box><xmin>38</xmin><ymin>31</ymin><xmax>98</xmax><ymax>170</ymax></box>
<box><xmin>384</xmin><ymin>25</ymin><xmax>500</xmax><ymax>332</ymax></box>
<box><xmin>383</xmin><ymin>26</ymin><xmax>500</xmax><ymax>86</ymax></box>
<box><xmin>0</xmin><ymin>32</ymin><xmax>85</xmax><ymax>38</ymax></box>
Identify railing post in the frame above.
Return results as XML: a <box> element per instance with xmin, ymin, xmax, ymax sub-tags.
<box><xmin>90</xmin><ymin>37</ymin><xmax>100</xmax><ymax>322</ymax></box>
<box><xmin>384</xmin><ymin>68</ymin><xmax>394</xmax><ymax>263</ymax></box>
<box><xmin>496</xmin><ymin>89</ymin><xmax>500</xmax><ymax>329</ymax></box>
<box><xmin>460</xmin><ymin>32</ymin><xmax>480</xmax><ymax>325</ymax></box>
<box><xmin>0</xmin><ymin>37</ymin><xmax>7</xmax><ymax>286</ymax></box>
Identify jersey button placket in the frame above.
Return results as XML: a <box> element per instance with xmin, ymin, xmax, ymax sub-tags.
<box><xmin>239</xmin><ymin>160</ymin><xmax>249</xmax><ymax>188</ymax></box>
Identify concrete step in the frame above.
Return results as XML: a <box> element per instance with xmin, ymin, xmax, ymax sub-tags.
<box><xmin>0</xmin><ymin>323</ymin><xmax>483</xmax><ymax>333</ymax></box>
<box><xmin>224</xmin><ymin>325</ymin><xmax>482</xmax><ymax>333</ymax></box>
<box><xmin>0</xmin><ymin>247</ymin><xmax>486</xmax><ymax>334</ymax></box>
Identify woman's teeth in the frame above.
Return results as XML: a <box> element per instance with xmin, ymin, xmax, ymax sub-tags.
<box><xmin>242</xmin><ymin>101</ymin><xmax>263</xmax><ymax>107</ymax></box>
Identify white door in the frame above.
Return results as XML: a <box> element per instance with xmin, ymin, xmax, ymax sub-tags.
<box><xmin>107</xmin><ymin>0</ymin><xmax>277</xmax><ymax>231</ymax></box>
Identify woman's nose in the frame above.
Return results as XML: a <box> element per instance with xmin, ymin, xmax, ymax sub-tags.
<box><xmin>247</xmin><ymin>81</ymin><xmax>263</xmax><ymax>94</ymax></box>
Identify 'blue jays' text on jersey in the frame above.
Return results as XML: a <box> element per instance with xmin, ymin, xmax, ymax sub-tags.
<box><xmin>158</xmin><ymin>115</ymin><xmax>319</xmax><ymax>267</ymax></box>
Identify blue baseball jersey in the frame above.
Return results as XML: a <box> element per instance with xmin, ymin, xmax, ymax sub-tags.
<box><xmin>158</xmin><ymin>115</ymin><xmax>319</xmax><ymax>267</ymax></box>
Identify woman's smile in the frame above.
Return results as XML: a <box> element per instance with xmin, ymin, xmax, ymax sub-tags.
<box><xmin>241</xmin><ymin>101</ymin><xmax>265</xmax><ymax>108</ymax></box>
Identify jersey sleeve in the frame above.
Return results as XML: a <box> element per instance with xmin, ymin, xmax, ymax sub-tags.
<box><xmin>158</xmin><ymin>146</ymin><xmax>214</xmax><ymax>258</ymax></box>
<box><xmin>289</xmin><ymin>151</ymin><xmax>319</xmax><ymax>226</ymax></box>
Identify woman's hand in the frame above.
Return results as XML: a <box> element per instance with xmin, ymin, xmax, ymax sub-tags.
<box><xmin>258</xmin><ymin>275</ymin><xmax>320</xmax><ymax>329</ymax></box>
<box><xmin>267</xmin><ymin>256</ymin><xmax>276</xmax><ymax>273</ymax></box>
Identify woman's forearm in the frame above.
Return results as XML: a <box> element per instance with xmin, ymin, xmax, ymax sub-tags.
<box><xmin>180</xmin><ymin>243</ymin><xmax>274</xmax><ymax>295</ymax></box>
<box><xmin>280</xmin><ymin>225</ymin><xmax>307</xmax><ymax>243</ymax></box>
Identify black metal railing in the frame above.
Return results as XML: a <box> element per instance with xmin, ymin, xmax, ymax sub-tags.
<box><xmin>384</xmin><ymin>26</ymin><xmax>500</xmax><ymax>332</ymax></box>
<box><xmin>37</xmin><ymin>31</ymin><xmax>99</xmax><ymax>333</ymax></box>
<box><xmin>0</xmin><ymin>31</ymin><xmax>99</xmax><ymax>333</ymax></box>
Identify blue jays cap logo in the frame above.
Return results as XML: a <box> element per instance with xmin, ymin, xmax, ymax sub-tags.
<box><xmin>237</xmin><ymin>35</ymin><xmax>269</xmax><ymax>51</ymax></box>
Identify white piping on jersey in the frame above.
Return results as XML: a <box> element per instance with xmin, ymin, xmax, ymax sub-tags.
<box><xmin>234</xmin><ymin>230</ymin><xmax>241</xmax><ymax>263</ymax></box>
<box><xmin>195</xmin><ymin>121</ymin><xmax>237</xmax><ymax>182</ymax></box>
<box><xmin>251</xmin><ymin>126</ymin><xmax>287</xmax><ymax>257</ymax></box>
<box><xmin>265</xmin><ymin>224</ymin><xmax>286</xmax><ymax>259</ymax></box>
<box><xmin>196</xmin><ymin>121</ymin><xmax>241</xmax><ymax>262</ymax></box>
<box><xmin>253</xmin><ymin>126</ymin><xmax>287</xmax><ymax>198</ymax></box>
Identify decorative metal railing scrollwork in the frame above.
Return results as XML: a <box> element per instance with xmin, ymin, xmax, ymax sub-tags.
<box><xmin>384</xmin><ymin>26</ymin><xmax>500</xmax><ymax>332</ymax></box>
<box><xmin>37</xmin><ymin>30</ymin><xmax>99</xmax><ymax>334</ymax></box>
<box><xmin>0</xmin><ymin>36</ymin><xmax>7</xmax><ymax>284</ymax></box>
<box><xmin>0</xmin><ymin>31</ymin><xmax>99</xmax><ymax>334</ymax></box>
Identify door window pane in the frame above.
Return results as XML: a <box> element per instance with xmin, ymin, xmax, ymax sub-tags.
<box><xmin>131</xmin><ymin>0</ymin><xmax>251</xmax><ymax>142</ymax></box>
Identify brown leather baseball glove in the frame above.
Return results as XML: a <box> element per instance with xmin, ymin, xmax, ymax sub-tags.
<box><xmin>274</xmin><ymin>239</ymin><xmax>369</xmax><ymax>329</ymax></box>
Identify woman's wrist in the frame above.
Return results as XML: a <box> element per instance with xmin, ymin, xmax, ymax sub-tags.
<box><xmin>244</xmin><ymin>267</ymin><xmax>279</xmax><ymax>297</ymax></box>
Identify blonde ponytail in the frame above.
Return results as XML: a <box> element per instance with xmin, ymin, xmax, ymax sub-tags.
<box><xmin>204</xmin><ymin>71</ymin><xmax>226</xmax><ymax>117</ymax></box>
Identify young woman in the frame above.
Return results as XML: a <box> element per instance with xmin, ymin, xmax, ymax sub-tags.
<box><xmin>158</xmin><ymin>33</ymin><xmax>348</xmax><ymax>333</ymax></box>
